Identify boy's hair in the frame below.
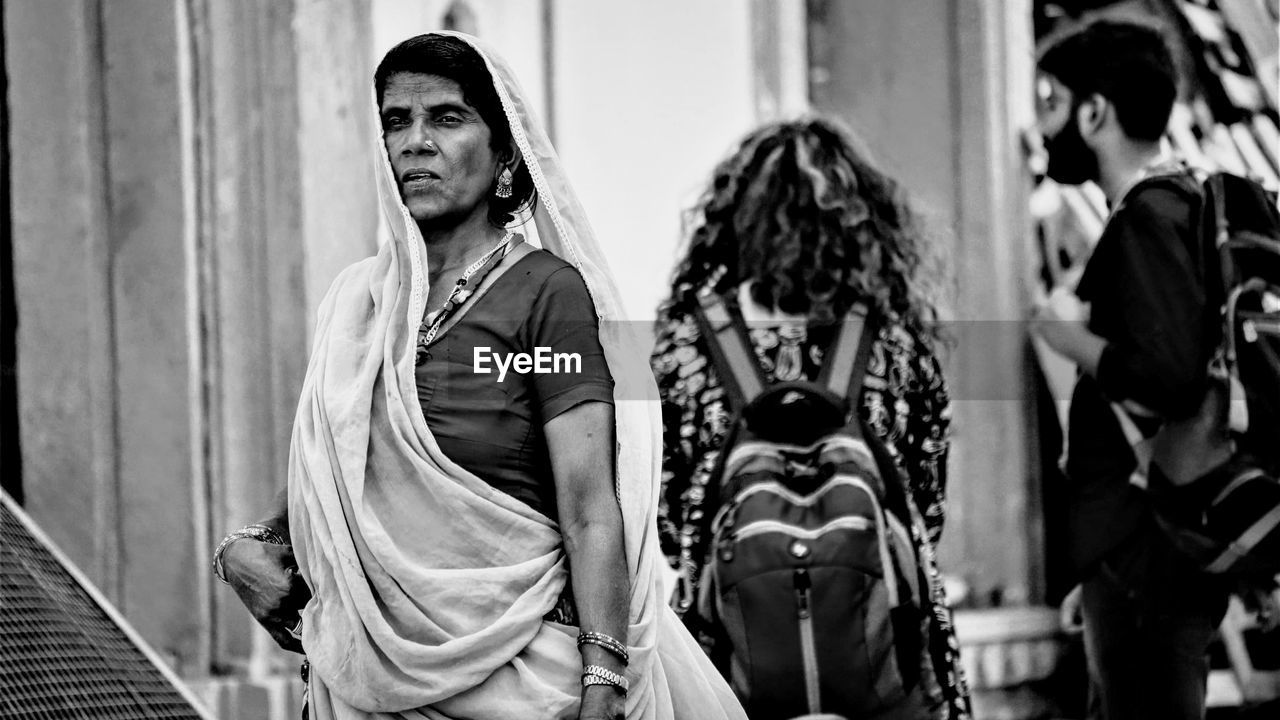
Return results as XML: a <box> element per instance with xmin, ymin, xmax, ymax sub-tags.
<box><xmin>1038</xmin><ymin>20</ymin><xmax>1177</xmax><ymax>141</ymax></box>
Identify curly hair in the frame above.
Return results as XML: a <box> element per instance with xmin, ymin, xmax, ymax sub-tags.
<box><xmin>659</xmin><ymin>117</ymin><xmax>944</xmax><ymax>342</ymax></box>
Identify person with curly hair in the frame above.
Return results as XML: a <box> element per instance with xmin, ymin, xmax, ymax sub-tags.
<box><xmin>651</xmin><ymin>117</ymin><xmax>972</xmax><ymax>719</ymax></box>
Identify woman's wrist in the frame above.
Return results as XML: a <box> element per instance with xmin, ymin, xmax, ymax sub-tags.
<box><xmin>212</xmin><ymin>524</ymin><xmax>286</xmax><ymax>584</ymax></box>
<box><xmin>254</xmin><ymin>512</ymin><xmax>291</xmax><ymax>543</ymax></box>
<box><xmin>578</xmin><ymin>646</ymin><xmax>625</xmax><ymax>678</ymax></box>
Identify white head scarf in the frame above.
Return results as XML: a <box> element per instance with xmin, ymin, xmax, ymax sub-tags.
<box><xmin>287</xmin><ymin>32</ymin><xmax>746</xmax><ymax>720</ymax></box>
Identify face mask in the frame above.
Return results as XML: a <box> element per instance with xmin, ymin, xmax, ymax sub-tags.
<box><xmin>1043</xmin><ymin>101</ymin><xmax>1098</xmax><ymax>185</ymax></box>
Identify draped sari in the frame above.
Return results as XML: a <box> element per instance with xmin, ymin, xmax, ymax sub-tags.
<box><xmin>287</xmin><ymin>32</ymin><xmax>747</xmax><ymax>720</ymax></box>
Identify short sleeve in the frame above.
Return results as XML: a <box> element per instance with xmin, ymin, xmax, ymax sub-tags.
<box><xmin>524</xmin><ymin>266</ymin><xmax>615</xmax><ymax>422</ymax></box>
<box><xmin>1092</xmin><ymin>184</ymin><xmax>1209</xmax><ymax>418</ymax></box>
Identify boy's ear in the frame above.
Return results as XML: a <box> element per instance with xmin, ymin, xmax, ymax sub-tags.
<box><xmin>1077</xmin><ymin>93</ymin><xmax>1109</xmax><ymax>137</ymax></box>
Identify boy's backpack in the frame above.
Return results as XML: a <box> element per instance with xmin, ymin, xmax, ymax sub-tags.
<box><xmin>1115</xmin><ymin>170</ymin><xmax>1280</xmax><ymax>577</ymax></box>
<box><xmin>692</xmin><ymin>291</ymin><xmax>939</xmax><ymax>719</ymax></box>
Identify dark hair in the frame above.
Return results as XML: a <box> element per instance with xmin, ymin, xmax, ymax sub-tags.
<box><xmin>1038</xmin><ymin>20</ymin><xmax>1177</xmax><ymax>141</ymax></box>
<box><xmin>659</xmin><ymin>117</ymin><xmax>943</xmax><ymax>344</ymax></box>
<box><xmin>374</xmin><ymin>34</ymin><xmax>536</xmax><ymax>227</ymax></box>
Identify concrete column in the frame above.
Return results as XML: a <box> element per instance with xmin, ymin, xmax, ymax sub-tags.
<box><xmin>188</xmin><ymin>0</ymin><xmax>304</xmax><ymax>676</ymax></box>
<box><xmin>199</xmin><ymin>0</ymin><xmax>376</xmax><ymax>692</ymax></box>
<box><xmin>7</xmin><ymin>0</ymin><xmax>119</xmax><ymax>598</ymax></box>
<box><xmin>750</xmin><ymin>0</ymin><xmax>810</xmax><ymax>123</ymax></box>
<box><xmin>948</xmin><ymin>0</ymin><xmax>1042</xmax><ymax>606</ymax></box>
<box><xmin>809</xmin><ymin>0</ymin><xmax>1040</xmax><ymax>604</ymax></box>
<box><xmin>9</xmin><ymin>0</ymin><xmax>209</xmax><ymax>673</ymax></box>
<box><xmin>102</xmin><ymin>0</ymin><xmax>206</xmax><ymax>674</ymax></box>
<box><xmin>9</xmin><ymin>0</ymin><xmax>377</xmax><ymax>704</ymax></box>
<box><xmin>295</xmin><ymin>0</ymin><xmax>379</xmax><ymax>316</ymax></box>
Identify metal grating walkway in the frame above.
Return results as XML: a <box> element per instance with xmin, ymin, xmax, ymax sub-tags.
<box><xmin>0</xmin><ymin>492</ymin><xmax>209</xmax><ymax>719</ymax></box>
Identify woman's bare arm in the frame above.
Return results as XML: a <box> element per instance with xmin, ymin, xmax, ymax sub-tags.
<box><xmin>546</xmin><ymin>401</ymin><xmax>628</xmax><ymax>719</ymax></box>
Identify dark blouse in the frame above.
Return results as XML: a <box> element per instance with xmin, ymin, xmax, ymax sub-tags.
<box><xmin>415</xmin><ymin>250</ymin><xmax>614</xmax><ymax>522</ymax></box>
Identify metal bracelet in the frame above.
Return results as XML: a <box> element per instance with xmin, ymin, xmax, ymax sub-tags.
<box><xmin>576</xmin><ymin>631</ymin><xmax>629</xmax><ymax>664</ymax></box>
<box><xmin>582</xmin><ymin>665</ymin><xmax>628</xmax><ymax>693</ymax></box>
<box><xmin>582</xmin><ymin>674</ymin><xmax>623</xmax><ymax>692</ymax></box>
<box><xmin>212</xmin><ymin>524</ymin><xmax>286</xmax><ymax>585</ymax></box>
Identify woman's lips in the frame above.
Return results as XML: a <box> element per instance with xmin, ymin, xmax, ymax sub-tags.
<box><xmin>400</xmin><ymin>169</ymin><xmax>440</xmax><ymax>185</ymax></box>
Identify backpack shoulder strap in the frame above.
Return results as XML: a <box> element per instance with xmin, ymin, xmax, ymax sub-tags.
<box><xmin>816</xmin><ymin>303</ymin><xmax>876</xmax><ymax>400</ymax></box>
<box><xmin>693</xmin><ymin>291</ymin><xmax>767</xmax><ymax>412</ymax></box>
<box><xmin>1206</xmin><ymin>173</ymin><xmax>1230</xmax><ymax>249</ymax></box>
<box><xmin>1202</xmin><ymin>173</ymin><xmax>1236</xmax><ymax>303</ymax></box>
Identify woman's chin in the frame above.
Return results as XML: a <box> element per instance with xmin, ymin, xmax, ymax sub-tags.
<box><xmin>405</xmin><ymin>203</ymin><xmax>456</xmax><ymax>227</ymax></box>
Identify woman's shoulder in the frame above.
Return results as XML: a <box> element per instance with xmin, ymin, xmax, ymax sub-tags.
<box><xmin>502</xmin><ymin>248</ymin><xmax>587</xmax><ymax>295</ymax></box>
<box><xmin>872</xmin><ymin>316</ymin><xmax>947</xmax><ymax>384</ymax></box>
<box><xmin>513</xmin><ymin>247</ymin><xmax>574</xmax><ymax>276</ymax></box>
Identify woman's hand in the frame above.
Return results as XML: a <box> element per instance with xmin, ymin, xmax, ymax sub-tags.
<box><xmin>578</xmin><ymin>685</ymin><xmax>624</xmax><ymax>720</ymax></box>
<box><xmin>222</xmin><ymin>538</ymin><xmax>311</xmax><ymax>653</ymax></box>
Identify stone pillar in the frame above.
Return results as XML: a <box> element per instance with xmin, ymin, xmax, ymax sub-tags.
<box><xmin>8</xmin><ymin>0</ymin><xmax>208</xmax><ymax>670</ymax></box>
<box><xmin>7</xmin><ymin>0</ymin><xmax>117</xmax><ymax>593</ymax></box>
<box><xmin>294</xmin><ymin>0</ymin><xmax>379</xmax><ymax>311</ymax></box>
<box><xmin>750</xmin><ymin>0</ymin><xmax>810</xmax><ymax>122</ymax></box>
<box><xmin>197</xmin><ymin>0</ymin><xmax>376</xmax><ymax>712</ymax></box>
<box><xmin>809</xmin><ymin>0</ymin><xmax>1040</xmax><ymax>604</ymax></box>
<box><xmin>8</xmin><ymin>1</ymin><xmax>377</xmax><ymax>716</ymax></box>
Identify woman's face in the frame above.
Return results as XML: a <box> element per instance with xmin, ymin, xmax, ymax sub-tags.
<box><xmin>380</xmin><ymin>72</ymin><xmax>501</xmax><ymax>228</ymax></box>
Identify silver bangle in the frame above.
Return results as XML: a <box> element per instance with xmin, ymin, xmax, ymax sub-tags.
<box><xmin>212</xmin><ymin>524</ymin><xmax>286</xmax><ymax>585</ymax></box>
<box><xmin>576</xmin><ymin>631</ymin><xmax>629</xmax><ymax>665</ymax></box>
<box><xmin>582</xmin><ymin>664</ymin><xmax>628</xmax><ymax>694</ymax></box>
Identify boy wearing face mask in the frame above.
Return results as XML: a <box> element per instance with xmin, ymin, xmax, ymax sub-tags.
<box><xmin>1029</xmin><ymin>20</ymin><xmax>1230</xmax><ymax>720</ymax></box>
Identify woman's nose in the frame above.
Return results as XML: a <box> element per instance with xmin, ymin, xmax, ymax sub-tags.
<box><xmin>406</xmin><ymin>121</ymin><xmax>438</xmax><ymax>154</ymax></box>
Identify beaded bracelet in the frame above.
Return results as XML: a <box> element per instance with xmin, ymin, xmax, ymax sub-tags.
<box><xmin>582</xmin><ymin>664</ymin><xmax>628</xmax><ymax>694</ymax></box>
<box><xmin>212</xmin><ymin>524</ymin><xmax>286</xmax><ymax>585</ymax></box>
<box><xmin>576</xmin><ymin>631</ymin><xmax>629</xmax><ymax>665</ymax></box>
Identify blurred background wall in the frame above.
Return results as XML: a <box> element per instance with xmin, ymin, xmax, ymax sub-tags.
<box><xmin>2</xmin><ymin>0</ymin><xmax>1054</xmax><ymax>716</ymax></box>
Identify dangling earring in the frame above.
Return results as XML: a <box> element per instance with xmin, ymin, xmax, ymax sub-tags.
<box><xmin>495</xmin><ymin>168</ymin><xmax>513</xmax><ymax>199</ymax></box>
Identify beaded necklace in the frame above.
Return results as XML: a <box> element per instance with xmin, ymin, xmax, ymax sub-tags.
<box><xmin>416</xmin><ymin>231</ymin><xmax>516</xmax><ymax>366</ymax></box>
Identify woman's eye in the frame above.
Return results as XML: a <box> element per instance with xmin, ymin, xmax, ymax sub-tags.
<box><xmin>436</xmin><ymin>114</ymin><xmax>462</xmax><ymax>125</ymax></box>
<box><xmin>383</xmin><ymin>115</ymin><xmax>409</xmax><ymax>129</ymax></box>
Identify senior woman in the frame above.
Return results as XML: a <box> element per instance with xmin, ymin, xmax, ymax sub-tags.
<box><xmin>213</xmin><ymin>33</ymin><xmax>746</xmax><ymax>720</ymax></box>
<box><xmin>652</xmin><ymin>119</ymin><xmax>973</xmax><ymax>719</ymax></box>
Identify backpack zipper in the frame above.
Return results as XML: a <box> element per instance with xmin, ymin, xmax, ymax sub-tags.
<box><xmin>794</xmin><ymin>568</ymin><xmax>822</xmax><ymax>714</ymax></box>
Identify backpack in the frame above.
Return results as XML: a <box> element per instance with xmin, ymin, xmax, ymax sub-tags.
<box><xmin>1115</xmin><ymin>171</ymin><xmax>1280</xmax><ymax>577</ymax></box>
<box><xmin>692</xmin><ymin>291</ymin><xmax>939</xmax><ymax>719</ymax></box>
